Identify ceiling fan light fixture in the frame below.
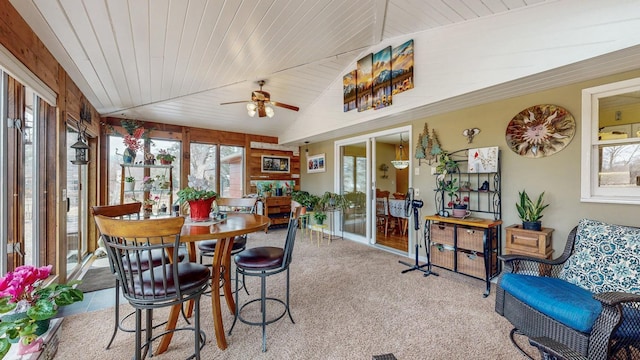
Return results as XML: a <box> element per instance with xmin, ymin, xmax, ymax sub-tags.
<box><xmin>265</xmin><ymin>105</ymin><xmax>275</xmax><ymax>118</ymax></box>
<box><xmin>247</xmin><ymin>103</ymin><xmax>257</xmax><ymax>117</ymax></box>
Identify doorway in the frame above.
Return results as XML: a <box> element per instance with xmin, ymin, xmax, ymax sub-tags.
<box><xmin>336</xmin><ymin>126</ymin><xmax>411</xmax><ymax>253</ymax></box>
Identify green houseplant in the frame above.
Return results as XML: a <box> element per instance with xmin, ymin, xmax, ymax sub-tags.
<box><xmin>124</xmin><ymin>176</ymin><xmax>135</xmax><ymax>191</ymax></box>
<box><xmin>177</xmin><ymin>175</ymin><xmax>218</xmax><ymax>221</ymax></box>
<box><xmin>156</xmin><ymin>149</ymin><xmax>176</xmax><ymax>165</ymax></box>
<box><xmin>258</xmin><ymin>182</ymin><xmax>272</xmax><ymax>197</ymax></box>
<box><xmin>314</xmin><ymin>191</ymin><xmax>348</xmax><ymax>225</ymax></box>
<box><xmin>313</xmin><ymin>211</ymin><xmax>327</xmax><ymax>225</ymax></box>
<box><xmin>516</xmin><ymin>190</ymin><xmax>549</xmax><ymax>231</ymax></box>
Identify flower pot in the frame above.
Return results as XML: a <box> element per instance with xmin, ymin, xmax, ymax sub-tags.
<box><xmin>123</xmin><ymin>148</ymin><xmax>136</xmax><ymax>164</ymax></box>
<box><xmin>17</xmin><ymin>336</ymin><xmax>43</xmax><ymax>355</ymax></box>
<box><xmin>124</xmin><ymin>180</ymin><xmax>135</xmax><ymax>192</ymax></box>
<box><xmin>452</xmin><ymin>205</ymin><xmax>470</xmax><ymax>218</ymax></box>
<box><xmin>188</xmin><ymin>197</ymin><xmax>216</xmax><ymax>221</ymax></box>
<box><xmin>522</xmin><ymin>221</ymin><xmax>542</xmax><ymax>231</ymax></box>
<box><xmin>160</xmin><ymin>159</ymin><xmax>172</xmax><ymax>165</ymax></box>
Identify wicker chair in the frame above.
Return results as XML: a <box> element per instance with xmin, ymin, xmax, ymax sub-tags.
<box><xmin>495</xmin><ymin>220</ymin><xmax>640</xmax><ymax>360</ymax></box>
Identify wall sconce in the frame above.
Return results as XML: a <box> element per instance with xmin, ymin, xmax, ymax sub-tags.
<box><xmin>379</xmin><ymin>163</ymin><xmax>389</xmax><ymax>179</ymax></box>
<box><xmin>462</xmin><ymin>128</ymin><xmax>480</xmax><ymax>143</ymax></box>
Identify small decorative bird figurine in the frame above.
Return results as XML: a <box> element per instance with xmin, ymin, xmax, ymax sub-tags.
<box><xmin>462</xmin><ymin>128</ymin><xmax>480</xmax><ymax>143</ymax></box>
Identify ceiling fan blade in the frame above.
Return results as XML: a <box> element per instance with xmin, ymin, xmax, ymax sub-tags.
<box><xmin>220</xmin><ymin>100</ymin><xmax>250</xmax><ymax>105</ymax></box>
<box><xmin>271</xmin><ymin>101</ymin><xmax>299</xmax><ymax>112</ymax></box>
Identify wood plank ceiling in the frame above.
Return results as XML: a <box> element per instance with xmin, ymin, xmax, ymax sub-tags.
<box><xmin>9</xmin><ymin>0</ymin><xmax>614</xmax><ymax>143</ymax></box>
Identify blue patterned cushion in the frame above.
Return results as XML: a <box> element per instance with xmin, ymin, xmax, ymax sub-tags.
<box><xmin>558</xmin><ymin>219</ymin><xmax>640</xmax><ymax>295</ymax></box>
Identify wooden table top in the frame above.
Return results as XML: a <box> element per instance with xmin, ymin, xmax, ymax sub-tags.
<box><xmin>424</xmin><ymin>214</ymin><xmax>502</xmax><ymax>228</ymax></box>
<box><xmin>180</xmin><ymin>213</ymin><xmax>271</xmax><ymax>241</ymax></box>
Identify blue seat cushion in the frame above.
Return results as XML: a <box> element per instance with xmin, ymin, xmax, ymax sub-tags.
<box><xmin>501</xmin><ymin>273</ymin><xmax>602</xmax><ymax>333</ymax></box>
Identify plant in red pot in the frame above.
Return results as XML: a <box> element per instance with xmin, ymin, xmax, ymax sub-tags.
<box><xmin>177</xmin><ymin>175</ymin><xmax>218</xmax><ymax>221</ymax></box>
<box><xmin>156</xmin><ymin>149</ymin><xmax>176</xmax><ymax>165</ymax></box>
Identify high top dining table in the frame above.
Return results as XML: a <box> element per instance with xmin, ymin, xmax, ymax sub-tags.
<box><xmin>156</xmin><ymin>212</ymin><xmax>270</xmax><ymax>353</ymax></box>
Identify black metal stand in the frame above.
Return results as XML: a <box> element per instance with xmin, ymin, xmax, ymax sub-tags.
<box><xmin>399</xmin><ymin>208</ymin><xmax>438</xmax><ymax>277</ymax></box>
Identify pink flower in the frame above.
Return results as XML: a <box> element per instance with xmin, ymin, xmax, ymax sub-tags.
<box><xmin>0</xmin><ymin>265</ymin><xmax>51</xmax><ymax>304</ymax></box>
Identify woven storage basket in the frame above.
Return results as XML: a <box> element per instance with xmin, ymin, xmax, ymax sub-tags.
<box><xmin>430</xmin><ymin>223</ymin><xmax>454</xmax><ymax>246</ymax></box>
<box><xmin>456</xmin><ymin>226</ymin><xmax>497</xmax><ymax>252</ymax></box>
<box><xmin>430</xmin><ymin>243</ymin><xmax>454</xmax><ymax>270</ymax></box>
<box><xmin>457</xmin><ymin>250</ymin><xmax>497</xmax><ymax>278</ymax></box>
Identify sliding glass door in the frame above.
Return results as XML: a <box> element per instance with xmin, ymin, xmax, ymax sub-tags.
<box><xmin>341</xmin><ymin>142</ymin><xmax>368</xmax><ymax>239</ymax></box>
<box><xmin>336</xmin><ymin>126</ymin><xmax>411</xmax><ymax>253</ymax></box>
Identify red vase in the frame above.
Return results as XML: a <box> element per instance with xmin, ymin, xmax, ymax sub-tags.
<box><xmin>188</xmin><ymin>197</ymin><xmax>215</xmax><ymax>221</ymax></box>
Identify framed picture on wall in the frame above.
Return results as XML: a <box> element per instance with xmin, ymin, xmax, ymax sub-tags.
<box><xmin>261</xmin><ymin>155</ymin><xmax>290</xmax><ymax>173</ymax></box>
<box><xmin>307</xmin><ymin>153</ymin><xmax>326</xmax><ymax>173</ymax></box>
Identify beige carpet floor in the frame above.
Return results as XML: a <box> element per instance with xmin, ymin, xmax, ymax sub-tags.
<box><xmin>56</xmin><ymin>228</ymin><xmax>538</xmax><ymax>359</ymax></box>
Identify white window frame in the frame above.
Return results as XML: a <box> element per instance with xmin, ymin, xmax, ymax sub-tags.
<box><xmin>581</xmin><ymin>77</ymin><xmax>640</xmax><ymax>204</ymax></box>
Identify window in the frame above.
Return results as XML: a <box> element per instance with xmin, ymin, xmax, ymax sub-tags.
<box><xmin>190</xmin><ymin>143</ymin><xmax>245</xmax><ymax>197</ymax></box>
<box><xmin>107</xmin><ymin>136</ymin><xmax>181</xmax><ymax>206</ymax></box>
<box><xmin>342</xmin><ymin>155</ymin><xmax>366</xmax><ymax>193</ymax></box>
<box><xmin>581</xmin><ymin>77</ymin><xmax>640</xmax><ymax>204</ymax></box>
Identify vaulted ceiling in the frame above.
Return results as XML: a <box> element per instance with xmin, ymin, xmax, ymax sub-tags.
<box><xmin>10</xmin><ymin>0</ymin><xmax>640</xmax><ymax>145</ymax></box>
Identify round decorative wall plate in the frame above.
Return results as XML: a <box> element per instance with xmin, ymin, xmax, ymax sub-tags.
<box><xmin>505</xmin><ymin>104</ymin><xmax>576</xmax><ymax>158</ymax></box>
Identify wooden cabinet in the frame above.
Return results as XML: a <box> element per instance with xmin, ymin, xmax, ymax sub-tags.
<box><xmin>263</xmin><ymin>196</ymin><xmax>291</xmax><ymax>229</ymax></box>
<box><xmin>425</xmin><ymin>215</ymin><xmax>502</xmax><ymax>297</ymax></box>
<box><xmin>505</xmin><ymin>225</ymin><xmax>553</xmax><ymax>259</ymax></box>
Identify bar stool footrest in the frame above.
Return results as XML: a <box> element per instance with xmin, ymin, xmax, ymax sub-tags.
<box><xmin>235</xmin><ymin>297</ymin><xmax>292</xmax><ymax>327</ymax></box>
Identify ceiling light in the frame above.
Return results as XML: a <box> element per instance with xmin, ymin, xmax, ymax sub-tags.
<box><xmin>247</xmin><ymin>103</ymin><xmax>257</xmax><ymax>117</ymax></box>
<box><xmin>391</xmin><ymin>133</ymin><xmax>410</xmax><ymax>169</ymax></box>
<box><xmin>265</xmin><ymin>105</ymin><xmax>274</xmax><ymax>118</ymax></box>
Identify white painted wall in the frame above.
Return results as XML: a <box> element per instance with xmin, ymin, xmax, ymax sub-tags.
<box><xmin>281</xmin><ymin>0</ymin><xmax>640</xmax><ymax>144</ymax></box>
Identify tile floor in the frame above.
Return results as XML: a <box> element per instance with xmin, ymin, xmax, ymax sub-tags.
<box><xmin>55</xmin><ymin>256</ymin><xmax>123</xmax><ymax>319</ymax></box>
<box><xmin>55</xmin><ymin>286</ymin><xmax>123</xmax><ymax>318</ymax></box>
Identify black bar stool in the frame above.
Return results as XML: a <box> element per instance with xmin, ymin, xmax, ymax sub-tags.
<box><xmin>228</xmin><ymin>208</ymin><xmax>300</xmax><ymax>352</ymax></box>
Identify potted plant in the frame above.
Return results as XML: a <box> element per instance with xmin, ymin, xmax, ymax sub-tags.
<box><xmin>177</xmin><ymin>175</ymin><xmax>218</xmax><ymax>221</ymax></box>
<box><xmin>435</xmin><ymin>152</ymin><xmax>458</xmax><ymax>176</ymax></box>
<box><xmin>258</xmin><ymin>182</ymin><xmax>272</xmax><ymax>197</ymax></box>
<box><xmin>155</xmin><ymin>174</ymin><xmax>170</xmax><ymax>190</ymax></box>
<box><xmin>314</xmin><ymin>191</ymin><xmax>348</xmax><ymax>225</ymax></box>
<box><xmin>516</xmin><ymin>190</ymin><xmax>549</xmax><ymax>231</ymax></box>
<box><xmin>0</xmin><ymin>265</ymin><xmax>83</xmax><ymax>358</ymax></box>
<box><xmin>156</xmin><ymin>149</ymin><xmax>176</xmax><ymax>165</ymax></box>
<box><xmin>313</xmin><ymin>211</ymin><xmax>327</xmax><ymax>225</ymax></box>
<box><xmin>124</xmin><ymin>176</ymin><xmax>135</xmax><ymax>191</ymax></box>
<box><xmin>141</xmin><ymin>176</ymin><xmax>154</xmax><ymax>191</ymax></box>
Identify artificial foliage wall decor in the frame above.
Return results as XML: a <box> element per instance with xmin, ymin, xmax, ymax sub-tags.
<box><xmin>505</xmin><ymin>104</ymin><xmax>576</xmax><ymax>158</ymax></box>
